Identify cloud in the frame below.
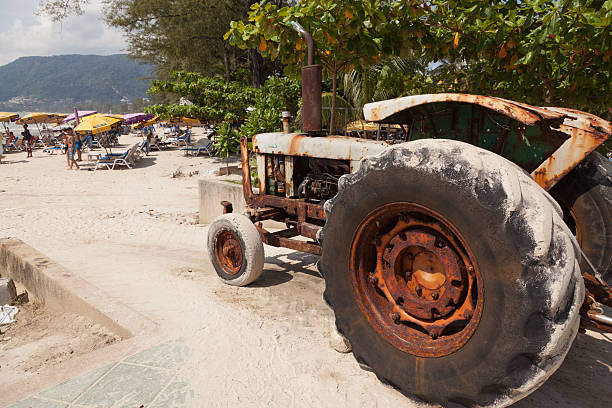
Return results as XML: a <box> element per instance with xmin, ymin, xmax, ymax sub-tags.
<box><xmin>0</xmin><ymin>1</ymin><xmax>126</xmax><ymax>66</ymax></box>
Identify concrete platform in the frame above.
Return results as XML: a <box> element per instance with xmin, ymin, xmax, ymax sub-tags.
<box><xmin>198</xmin><ymin>179</ymin><xmax>249</xmax><ymax>223</ymax></box>
<box><xmin>0</xmin><ymin>238</ymin><xmax>156</xmax><ymax>338</ymax></box>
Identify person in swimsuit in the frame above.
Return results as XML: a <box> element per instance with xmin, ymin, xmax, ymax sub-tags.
<box><xmin>67</xmin><ymin>130</ymin><xmax>79</xmax><ymax>170</ymax></box>
<box><xmin>22</xmin><ymin>124</ymin><xmax>33</xmax><ymax>158</ymax></box>
<box><xmin>61</xmin><ymin>129</ymin><xmax>70</xmax><ymax>167</ymax></box>
<box><xmin>74</xmin><ymin>133</ymin><xmax>83</xmax><ymax>161</ymax></box>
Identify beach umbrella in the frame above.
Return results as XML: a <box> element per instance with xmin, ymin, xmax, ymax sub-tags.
<box><xmin>163</xmin><ymin>117</ymin><xmax>201</xmax><ymax>126</ymax></box>
<box><xmin>17</xmin><ymin>113</ymin><xmax>67</xmax><ymax>139</ymax></box>
<box><xmin>18</xmin><ymin>113</ymin><xmax>67</xmax><ymax>125</ymax></box>
<box><xmin>132</xmin><ymin>115</ymin><xmax>159</xmax><ymax>130</ymax></box>
<box><xmin>123</xmin><ymin>113</ymin><xmax>155</xmax><ymax>125</ymax></box>
<box><xmin>62</xmin><ymin>110</ymin><xmax>97</xmax><ymax>123</ymax></box>
<box><xmin>0</xmin><ymin>112</ymin><xmax>19</xmax><ymax>137</ymax></box>
<box><xmin>74</xmin><ymin>114</ymin><xmax>123</xmax><ymax>135</ymax></box>
<box><xmin>0</xmin><ymin>112</ymin><xmax>19</xmax><ymax>122</ymax></box>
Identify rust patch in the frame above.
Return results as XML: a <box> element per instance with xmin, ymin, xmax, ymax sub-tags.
<box><xmin>214</xmin><ymin>230</ymin><xmax>243</xmax><ymax>275</ymax></box>
<box><xmin>532</xmin><ymin>125</ymin><xmax>609</xmax><ymax>190</ymax></box>
<box><xmin>349</xmin><ymin>202</ymin><xmax>483</xmax><ymax>357</ymax></box>
<box><xmin>288</xmin><ymin>134</ymin><xmax>306</xmax><ymax>157</ymax></box>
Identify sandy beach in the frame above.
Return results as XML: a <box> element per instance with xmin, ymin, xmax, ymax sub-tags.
<box><xmin>1</xmin><ymin>128</ymin><xmax>610</xmax><ymax>407</ymax></box>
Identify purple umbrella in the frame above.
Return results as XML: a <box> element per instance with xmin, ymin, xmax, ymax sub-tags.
<box><xmin>63</xmin><ymin>110</ymin><xmax>97</xmax><ymax>123</ymax></box>
<box><xmin>123</xmin><ymin>113</ymin><xmax>155</xmax><ymax>125</ymax></box>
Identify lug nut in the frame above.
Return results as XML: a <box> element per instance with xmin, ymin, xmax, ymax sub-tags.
<box><xmin>428</xmin><ymin>326</ymin><xmax>442</xmax><ymax>340</ymax></box>
<box><xmin>368</xmin><ymin>274</ymin><xmax>378</xmax><ymax>286</ymax></box>
<box><xmin>391</xmin><ymin>312</ymin><xmax>401</xmax><ymax>324</ymax></box>
<box><xmin>435</xmin><ymin>239</ymin><xmax>446</xmax><ymax>248</ymax></box>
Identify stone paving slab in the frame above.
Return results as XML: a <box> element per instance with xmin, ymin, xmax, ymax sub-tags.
<box><xmin>5</xmin><ymin>339</ymin><xmax>192</xmax><ymax>408</ymax></box>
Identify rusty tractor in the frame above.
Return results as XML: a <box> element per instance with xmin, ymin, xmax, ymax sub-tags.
<box><xmin>207</xmin><ymin>26</ymin><xmax>612</xmax><ymax>407</ymax></box>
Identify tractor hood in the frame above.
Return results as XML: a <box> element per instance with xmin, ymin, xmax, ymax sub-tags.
<box><xmin>253</xmin><ymin>133</ymin><xmax>388</xmax><ymax>164</ymax></box>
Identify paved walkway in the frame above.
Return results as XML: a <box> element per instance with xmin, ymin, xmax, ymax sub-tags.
<box><xmin>8</xmin><ymin>339</ymin><xmax>192</xmax><ymax>408</ymax></box>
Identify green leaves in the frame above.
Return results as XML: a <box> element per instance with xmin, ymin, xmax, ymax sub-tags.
<box><xmin>214</xmin><ymin>122</ymin><xmax>240</xmax><ymax>161</ymax></box>
<box><xmin>421</xmin><ymin>0</ymin><xmax>611</xmax><ymax>114</ymax></box>
<box><xmin>226</xmin><ymin>0</ymin><xmax>403</xmax><ymax>78</ymax></box>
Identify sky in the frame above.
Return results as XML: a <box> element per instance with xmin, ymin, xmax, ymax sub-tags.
<box><xmin>0</xmin><ymin>0</ymin><xmax>126</xmax><ymax>66</ymax></box>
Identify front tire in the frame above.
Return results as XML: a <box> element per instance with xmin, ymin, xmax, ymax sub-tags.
<box><xmin>319</xmin><ymin>140</ymin><xmax>583</xmax><ymax>407</ymax></box>
<box><xmin>207</xmin><ymin>213</ymin><xmax>264</xmax><ymax>286</ymax></box>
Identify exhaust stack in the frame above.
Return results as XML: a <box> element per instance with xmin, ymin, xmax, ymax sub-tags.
<box><xmin>291</xmin><ymin>22</ymin><xmax>322</xmax><ymax>134</ymax></box>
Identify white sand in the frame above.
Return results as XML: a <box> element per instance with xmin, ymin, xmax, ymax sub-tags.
<box><xmin>0</xmin><ymin>129</ymin><xmax>610</xmax><ymax>407</ymax></box>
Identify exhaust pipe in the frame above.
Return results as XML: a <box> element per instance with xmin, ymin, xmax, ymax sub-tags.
<box><xmin>291</xmin><ymin>22</ymin><xmax>322</xmax><ymax>134</ymax></box>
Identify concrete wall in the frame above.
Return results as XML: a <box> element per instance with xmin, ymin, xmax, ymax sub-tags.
<box><xmin>0</xmin><ymin>238</ymin><xmax>156</xmax><ymax>338</ymax></box>
<box><xmin>198</xmin><ymin>179</ymin><xmax>250</xmax><ymax>224</ymax></box>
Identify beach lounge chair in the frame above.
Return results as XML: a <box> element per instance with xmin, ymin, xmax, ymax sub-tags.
<box><xmin>149</xmin><ymin>136</ymin><xmax>161</xmax><ymax>151</ymax></box>
<box><xmin>94</xmin><ymin>144</ymin><xmax>138</xmax><ymax>170</ymax></box>
<box><xmin>135</xmin><ymin>139</ymin><xmax>149</xmax><ymax>159</ymax></box>
<box><xmin>181</xmin><ymin>137</ymin><xmax>214</xmax><ymax>156</ymax></box>
<box><xmin>5</xmin><ymin>136</ymin><xmax>22</xmax><ymax>152</ymax></box>
<box><xmin>43</xmin><ymin>145</ymin><xmax>64</xmax><ymax>155</ymax></box>
<box><xmin>168</xmin><ymin>129</ymin><xmax>190</xmax><ymax>147</ymax></box>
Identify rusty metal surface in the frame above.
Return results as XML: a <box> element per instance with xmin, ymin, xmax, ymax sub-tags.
<box><xmin>363</xmin><ymin>93</ymin><xmax>567</xmax><ymax>126</ymax></box>
<box><xmin>297</xmin><ymin>221</ymin><xmax>321</xmax><ymax>240</ymax></box>
<box><xmin>240</xmin><ymin>137</ymin><xmax>254</xmax><ymax>206</ymax></box>
<box><xmin>361</xmin><ymin>93</ymin><xmax>610</xmax><ymax>191</ymax></box>
<box><xmin>581</xmin><ymin>292</ymin><xmax>612</xmax><ymax>334</ymax></box>
<box><xmin>255</xmin><ymin>224</ymin><xmax>322</xmax><ymax>255</ymax></box>
<box><xmin>583</xmin><ymin>273</ymin><xmax>612</xmax><ymax>308</ymax></box>
<box><xmin>241</xmin><ymin>137</ymin><xmax>326</xmax><ymax>224</ymax></box>
<box><xmin>214</xmin><ymin>230</ymin><xmax>243</xmax><ymax>275</ymax></box>
<box><xmin>221</xmin><ymin>201</ymin><xmax>233</xmax><ymax>214</ymax></box>
<box><xmin>301</xmin><ymin>65</ymin><xmax>322</xmax><ymax>133</ymax></box>
<box><xmin>253</xmin><ymin>133</ymin><xmax>387</xmax><ymax>161</ymax></box>
<box><xmin>349</xmin><ymin>202</ymin><xmax>484</xmax><ymax>357</ymax></box>
<box><xmin>540</xmin><ymin>106</ymin><xmax>612</xmax><ymax>135</ymax></box>
<box><xmin>531</xmin><ymin>119</ymin><xmax>610</xmax><ymax>190</ymax></box>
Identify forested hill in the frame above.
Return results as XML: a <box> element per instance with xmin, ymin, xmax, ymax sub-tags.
<box><xmin>0</xmin><ymin>54</ymin><xmax>152</xmax><ymax>111</ymax></box>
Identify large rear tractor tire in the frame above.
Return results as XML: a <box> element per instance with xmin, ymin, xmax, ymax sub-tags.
<box><xmin>550</xmin><ymin>151</ymin><xmax>612</xmax><ymax>284</ymax></box>
<box><xmin>319</xmin><ymin>140</ymin><xmax>584</xmax><ymax>407</ymax></box>
<box><xmin>207</xmin><ymin>213</ymin><xmax>264</xmax><ymax>286</ymax></box>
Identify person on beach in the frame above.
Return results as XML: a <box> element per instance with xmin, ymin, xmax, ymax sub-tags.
<box><xmin>67</xmin><ymin>129</ymin><xmax>79</xmax><ymax>170</ymax></box>
<box><xmin>74</xmin><ymin>132</ymin><xmax>83</xmax><ymax>161</ymax></box>
<box><xmin>0</xmin><ymin>131</ymin><xmax>4</xmax><ymax>164</ymax></box>
<box><xmin>22</xmin><ymin>124</ymin><xmax>33</xmax><ymax>158</ymax></box>
<box><xmin>60</xmin><ymin>129</ymin><xmax>70</xmax><ymax>167</ymax></box>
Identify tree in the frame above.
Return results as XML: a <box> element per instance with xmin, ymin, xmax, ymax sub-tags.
<box><xmin>102</xmin><ymin>0</ymin><xmax>251</xmax><ymax>78</ymax></box>
<box><xmin>226</xmin><ymin>0</ymin><xmax>410</xmax><ymax>133</ymax></box>
<box><xmin>342</xmin><ymin>55</ymin><xmax>427</xmax><ymax>115</ymax></box>
<box><xmin>418</xmin><ymin>0</ymin><xmax>612</xmax><ymax>115</ymax></box>
<box><xmin>214</xmin><ymin>122</ymin><xmax>240</xmax><ymax>174</ymax></box>
<box><xmin>145</xmin><ymin>71</ymin><xmax>257</xmax><ymax>123</ymax></box>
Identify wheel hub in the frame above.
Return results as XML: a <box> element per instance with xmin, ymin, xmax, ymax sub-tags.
<box><xmin>351</xmin><ymin>203</ymin><xmax>484</xmax><ymax>357</ymax></box>
<box><xmin>215</xmin><ymin>230</ymin><xmax>243</xmax><ymax>275</ymax></box>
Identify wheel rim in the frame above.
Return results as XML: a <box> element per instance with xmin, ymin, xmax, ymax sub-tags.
<box><xmin>350</xmin><ymin>203</ymin><xmax>484</xmax><ymax>357</ymax></box>
<box><xmin>215</xmin><ymin>230</ymin><xmax>244</xmax><ymax>275</ymax></box>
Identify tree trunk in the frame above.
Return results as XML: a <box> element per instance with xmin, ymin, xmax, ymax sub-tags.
<box><xmin>330</xmin><ymin>71</ymin><xmax>337</xmax><ymax>135</ymax></box>
<box><xmin>223</xmin><ymin>45</ymin><xmax>231</xmax><ymax>81</ymax></box>
<box><xmin>250</xmin><ymin>49</ymin><xmax>264</xmax><ymax>88</ymax></box>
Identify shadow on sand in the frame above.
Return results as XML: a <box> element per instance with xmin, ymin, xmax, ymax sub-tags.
<box><xmin>516</xmin><ymin>330</ymin><xmax>612</xmax><ymax>407</ymax></box>
<box><xmin>249</xmin><ymin>251</ymin><xmax>321</xmax><ymax>288</ymax></box>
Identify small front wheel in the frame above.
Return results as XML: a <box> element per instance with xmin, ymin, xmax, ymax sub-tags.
<box><xmin>207</xmin><ymin>213</ymin><xmax>264</xmax><ymax>286</ymax></box>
